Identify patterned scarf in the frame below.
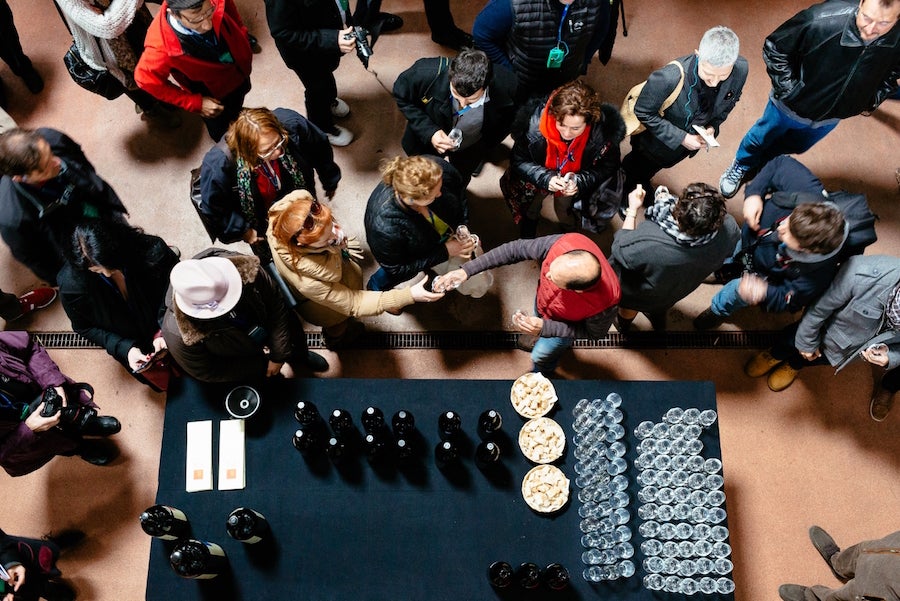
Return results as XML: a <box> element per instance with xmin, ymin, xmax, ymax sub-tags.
<box><xmin>886</xmin><ymin>283</ymin><xmax>900</xmax><ymax>330</ymax></box>
<box><xmin>645</xmin><ymin>186</ymin><xmax>718</xmax><ymax>248</ymax></box>
<box><xmin>235</xmin><ymin>148</ymin><xmax>307</xmax><ymax>229</ymax></box>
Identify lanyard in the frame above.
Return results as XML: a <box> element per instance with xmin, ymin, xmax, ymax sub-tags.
<box><xmin>258</xmin><ymin>160</ymin><xmax>281</xmax><ymax>190</ymax></box>
<box><xmin>556</xmin><ymin>141</ymin><xmax>575</xmax><ymax>172</ymax></box>
<box><xmin>556</xmin><ymin>4</ymin><xmax>571</xmax><ymax>44</ymax></box>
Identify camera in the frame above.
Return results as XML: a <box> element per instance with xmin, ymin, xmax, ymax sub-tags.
<box><xmin>343</xmin><ymin>26</ymin><xmax>374</xmax><ymax>68</ymax></box>
<box><xmin>40</xmin><ymin>386</ymin><xmax>62</xmax><ymax>417</ymax></box>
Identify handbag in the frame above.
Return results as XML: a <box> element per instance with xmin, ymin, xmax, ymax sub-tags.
<box><xmin>63</xmin><ymin>42</ymin><xmax>125</xmax><ymax>100</ymax></box>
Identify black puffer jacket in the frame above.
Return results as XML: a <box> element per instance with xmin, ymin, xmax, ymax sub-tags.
<box><xmin>764</xmin><ymin>0</ymin><xmax>900</xmax><ymax>120</ymax></box>
<box><xmin>510</xmin><ymin>98</ymin><xmax>625</xmax><ymax>198</ymax></box>
<box><xmin>363</xmin><ymin>158</ymin><xmax>467</xmax><ymax>287</ymax></box>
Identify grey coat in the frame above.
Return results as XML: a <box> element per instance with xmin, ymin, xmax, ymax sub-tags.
<box><xmin>610</xmin><ymin>215</ymin><xmax>740</xmax><ymax>313</ymax></box>
<box><xmin>795</xmin><ymin>255</ymin><xmax>900</xmax><ymax>372</ymax></box>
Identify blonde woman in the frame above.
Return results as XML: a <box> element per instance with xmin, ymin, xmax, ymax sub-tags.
<box><xmin>268</xmin><ymin>190</ymin><xmax>443</xmax><ymax>348</ymax></box>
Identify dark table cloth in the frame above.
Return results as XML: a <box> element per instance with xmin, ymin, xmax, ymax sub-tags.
<box><xmin>146</xmin><ymin>378</ymin><xmax>731</xmax><ymax>601</ymax></box>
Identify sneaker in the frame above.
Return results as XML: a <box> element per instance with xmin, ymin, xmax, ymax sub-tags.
<box><xmin>745</xmin><ymin>349</ymin><xmax>783</xmax><ymax>377</ymax></box>
<box><xmin>778</xmin><ymin>584</ymin><xmax>808</xmax><ymax>601</ymax></box>
<box><xmin>330</xmin><ymin>98</ymin><xmax>350</xmax><ymax>118</ymax></box>
<box><xmin>808</xmin><ymin>526</ymin><xmax>849</xmax><ymax>582</ymax></box>
<box><xmin>767</xmin><ymin>363</ymin><xmax>800</xmax><ymax>392</ymax></box>
<box><xmin>693</xmin><ymin>308</ymin><xmax>725</xmax><ymax>331</ymax></box>
<box><xmin>15</xmin><ymin>287</ymin><xmax>58</xmax><ymax>318</ymax></box>
<box><xmin>719</xmin><ymin>160</ymin><xmax>749</xmax><ymax>199</ymax></box>
<box><xmin>326</xmin><ymin>125</ymin><xmax>354</xmax><ymax>147</ymax></box>
<box><xmin>869</xmin><ymin>386</ymin><xmax>895</xmax><ymax>422</ymax></box>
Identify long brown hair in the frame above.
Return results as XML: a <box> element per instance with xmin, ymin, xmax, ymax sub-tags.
<box><xmin>225</xmin><ymin>108</ymin><xmax>288</xmax><ymax>166</ymax></box>
<box><xmin>379</xmin><ymin>156</ymin><xmax>443</xmax><ymax>203</ymax></box>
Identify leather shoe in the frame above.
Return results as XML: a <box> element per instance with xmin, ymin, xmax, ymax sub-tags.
<box><xmin>869</xmin><ymin>386</ymin><xmax>895</xmax><ymax>422</ymax></box>
<box><xmin>378</xmin><ymin>12</ymin><xmax>403</xmax><ymax>32</ymax></box>
<box><xmin>809</xmin><ymin>526</ymin><xmax>848</xmax><ymax>583</ymax></box>
<box><xmin>80</xmin><ymin>415</ymin><xmax>121</xmax><ymax>437</ymax></box>
<box><xmin>778</xmin><ymin>584</ymin><xmax>808</xmax><ymax>601</ymax></box>
<box><xmin>20</xmin><ymin>66</ymin><xmax>44</xmax><ymax>94</ymax></box>
<box><xmin>745</xmin><ymin>349</ymin><xmax>783</xmax><ymax>378</ymax></box>
<box><xmin>614</xmin><ymin>314</ymin><xmax>634</xmax><ymax>333</ymax></box>
<box><xmin>647</xmin><ymin>311</ymin><xmax>667</xmax><ymax>332</ymax></box>
<box><xmin>431</xmin><ymin>29</ymin><xmax>475</xmax><ymax>51</ymax></box>
<box><xmin>767</xmin><ymin>363</ymin><xmax>800</xmax><ymax>392</ymax></box>
<box><xmin>42</xmin><ymin>580</ymin><xmax>76</xmax><ymax>601</ymax></box>
<box><xmin>43</xmin><ymin>529</ymin><xmax>86</xmax><ymax>553</ymax></box>
<box><xmin>693</xmin><ymin>308</ymin><xmax>725</xmax><ymax>331</ymax></box>
<box><xmin>78</xmin><ymin>439</ymin><xmax>119</xmax><ymax>466</ymax></box>
<box><xmin>305</xmin><ymin>351</ymin><xmax>329</xmax><ymax>372</ymax></box>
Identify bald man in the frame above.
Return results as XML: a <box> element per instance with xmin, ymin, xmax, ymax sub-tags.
<box><xmin>436</xmin><ymin>233</ymin><xmax>620</xmax><ymax>374</ymax></box>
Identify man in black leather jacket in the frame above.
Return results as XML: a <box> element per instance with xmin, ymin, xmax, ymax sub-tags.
<box><xmin>719</xmin><ymin>0</ymin><xmax>900</xmax><ymax>198</ymax></box>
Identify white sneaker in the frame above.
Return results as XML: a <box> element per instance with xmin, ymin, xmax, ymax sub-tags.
<box><xmin>326</xmin><ymin>125</ymin><xmax>354</xmax><ymax>147</ymax></box>
<box><xmin>330</xmin><ymin>98</ymin><xmax>350</xmax><ymax>118</ymax></box>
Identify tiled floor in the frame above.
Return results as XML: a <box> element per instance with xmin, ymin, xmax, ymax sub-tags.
<box><xmin>1</xmin><ymin>0</ymin><xmax>898</xmax><ymax>600</ymax></box>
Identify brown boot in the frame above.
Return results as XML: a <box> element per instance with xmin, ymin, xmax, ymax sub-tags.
<box><xmin>869</xmin><ymin>387</ymin><xmax>895</xmax><ymax>422</ymax></box>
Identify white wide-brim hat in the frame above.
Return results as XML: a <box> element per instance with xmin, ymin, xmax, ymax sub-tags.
<box><xmin>171</xmin><ymin>257</ymin><xmax>243</xmax><ymax>319</ymax></box>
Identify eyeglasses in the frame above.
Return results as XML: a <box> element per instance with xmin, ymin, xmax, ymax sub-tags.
<box><xmin>180</xmin><ymin>4</ymin><xmax>216</xmax><ymax>25</ymax></box>
<box><xmin>258</xmin><ymin>133</ymin><xmax>287</xmax><ymax>160</ymax></box>
<box><xmin>292</xmin><ymin>201</ymin><xmax>323</xmax><ymax>242</ymax></box>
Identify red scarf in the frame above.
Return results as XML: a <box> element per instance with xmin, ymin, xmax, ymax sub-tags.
<box><xmin>538</xmin><ymin>101</ymin><xmax>591</xmax><ymax>175</ymax></box>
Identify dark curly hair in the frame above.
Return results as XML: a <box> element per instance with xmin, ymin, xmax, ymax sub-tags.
<box><xmin>547</xmin><ymin>80</ymin><xmax>602</xmax><ymax>125</ymax></box>
<box><xmin>672</xmin><ymin>183</ymin><xmax>727</xmax><ymax>237</ymax></box>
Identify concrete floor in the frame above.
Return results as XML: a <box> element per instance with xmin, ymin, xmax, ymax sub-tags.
<box><xmin>1</xmin><ymin>0</ymin><xmax>899</xmax><ymax>600</ymax></box>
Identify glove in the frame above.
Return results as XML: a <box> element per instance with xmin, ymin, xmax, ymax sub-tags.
<box><xmin>344</xmin><ymin>236</ymin><xmax>365</xmax><ymax>262</ymax></box>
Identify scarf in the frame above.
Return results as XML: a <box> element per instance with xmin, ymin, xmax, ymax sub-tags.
<box><xmin>235</xmin><ymin>148</ymin><xmax>307</xmax><ymax>229</ymax></box>
<box><xmin>538</xmin><ymin>101</ymin><xmax>590</xmax><ymax>176</ymax></box>
<box><xmin>645</xmin><ymin>186</ymin><xmax>718</xmax><ymax>248</ymax></box>
<box><xmin>887</xmin><ymin>283</ymin><xmax>900</xmax><ymax>330</ymax></box>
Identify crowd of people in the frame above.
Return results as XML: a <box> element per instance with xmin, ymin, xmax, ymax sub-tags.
<box><xmin>2</xmin><ymin>0</ymin><xmax>900</xmax><ymax>598</ymax></box>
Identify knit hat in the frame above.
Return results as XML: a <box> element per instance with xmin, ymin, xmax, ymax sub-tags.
<box><xmin>170</xmin><ymin>257</ymin><xmax>242</xmax><ymax>319</ymax></box>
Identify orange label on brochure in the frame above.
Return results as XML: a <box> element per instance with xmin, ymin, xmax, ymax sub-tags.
<box><xmin>193</xmin><ymin>469</ymin><xmax>204</xmax><ymax>480</ymax></box>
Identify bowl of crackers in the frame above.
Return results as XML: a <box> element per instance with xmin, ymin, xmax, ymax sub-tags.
<box><xmin>518</xmin><ymin>417</ymin><xmax>565</xmax><ymax>464</ymax></box>
<box><xmin>521</xmin><ymin>464</ymin><xmax>570</xmax><ymax>513</ymax></box>
<box><xmin>510</xmin><ymin>372</ymin><xmax>558</xmax><ymax>418</ymax></box>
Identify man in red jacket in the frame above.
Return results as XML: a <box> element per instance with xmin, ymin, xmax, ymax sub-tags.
<box><xmin>436</xmin><ymin>232</ymin><xmax>620</xmax><ymax>375</ymax></box>
<box><xmin>135</xmin><ymin>0</ymin><xmax>252</xmax><ymax>141</ymax></box>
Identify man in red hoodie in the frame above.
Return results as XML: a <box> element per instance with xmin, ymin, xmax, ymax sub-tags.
<box><xmin>436</xmin><ymin>232</ymin><xmax>620</xmax><ymax>374</ymax></box>
<box><xmin>135</xmin><ymin>0</ymin><xmax>252</xmax><ymax>141</ymax></box>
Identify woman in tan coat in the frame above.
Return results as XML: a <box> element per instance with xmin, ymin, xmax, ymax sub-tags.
<box><xmin>267</xmin><ymin>190</ymin><xmax>443</xmax><ymax>349</ymax></box>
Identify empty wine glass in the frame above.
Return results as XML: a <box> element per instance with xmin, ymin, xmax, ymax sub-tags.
<box><xmin>707</xmin><ymin>490</ymin><xmax>726</xmax><ymax>506</ymax></box>
<box><xmin>678</xmin><ymin>559</ymin><xmax>697</xmax><ymax>577</ymax></box>
<box><xmin>696</xmin><ymin>556</ymin><xmax>715</xmax><ymax>573</ymax></box>
<box><xmin>678</xmin><ymin>577</ymin><xmax>699</xmax><ymax>595</ymax></box>
<box><xmin>708</xmin><ymin>508</ymin><xmax>727</xmax><ymax>524</ymax></box>
<box><xmin>674</xmin><ymin>503</ymin><xmax>693</xmax><ymax>521</ymax></box>
<box><xmin>699</xmin><ymin>576</ymin><xmax>718</xmax><ymax>594</ymax></box>
<box><xmin>699</xmin><ymin>409</ymin><xmax>717</xmax><ymax>427</ymax></box>
<box><xmin>643</xmin><ymin>557</ymin><xmax>664</xmax><ymax>574</ymax></box>
<box><xmin>610</xmin><ymin>475</ymin><xmax>629</xmax><ymax>493</ymax></box>
<box><xmin>714</xmin><ymin>558</ymin><xmax>734</xmax><ymax>575</ymax></box>
<box><xmin>573</xmin><ymin>398</ymin><xmax>591</xmax><ymax>419</ymax></box>
<box><xmin>690</xmin><ymin>490</ymin><xmax>708</xmax><ymax>506</ymax></box>
<box><xmin>656</xmin><ymin>439</ymin><xmax>673</xmax><ymax>455</ymax></box>
<box><xmin>671</xmin><ymin>439</ymin><xmax>689</xmax><ymax>454</ymax></box>
<box><xmin>616</xmin><ymin>560</ymin><xmax>636</xmax><ymax>578</ymax></box>
<box><xmin>607</xmin><ymin>457</ymin><xmax>627</xmax><ymax>475</ymax></box>
<box><xmin>684</xmin><ymin>424</ymin><xmax>702</xmax><ymax>439</ymax></box>
<box><xmin>688</xmin><ymin>473</ymin><xmax>707</xmax><ymax>489</ymax></box>
<box><xmin>637</xmin><ymin>503</ymin><xmax>658</xmax><ymax>521</ymax></box>
<box><xmin>638</xmin><ymin>520</ymin><xmax>660</xmax><ymax>538</ymax></box>
<box><xmin>662</xmin><ymin>557</ymin><xmax>679</xmax><ymax>574</ymax></box>
<box><xmin>637</xmin><ymin>486</ymin><xmax>659</xmax><ymax>503</ymax></box>
<box><xmin>653</xmin><ymin>455</ymin><xmax>672</xmax><ymax>471</ymax></box>
<box><xmin>641</xmin><ymin>540</ymin><xmax>663</xmax><ymax>556</ymax></box>
<box><xmin>655</xmin><ymin>470</ymin><xmax>674</xmax><ymax>487</ymax></box>
<box><xmin>634</xmin><ymin>420</ymin><xmax>655</xmax><ymax>439</ymax></box>
<box><xmin>658</xmin><ymin>523</ymin><xmax>677</xmax><ymax>541</ymax></box>
<box><xmin>710</xmin><ymin>525</ymin><xmax>729</xmax><ymax>542</ymax></box>
<box><xmin>664</xmin><ymin>407</ymin><xmax>684</xmax><ymax>424</ymax></box>
<box><xmin>613</xmin><ymin>542</ymin><xmax>634</xmax><ymax>559</ymax></box>
<box><xmin>716</xmin><ymin>577</ymin><xmax>735</xmax><ymax>594</ymax></box>
<box><xmin>614</xmin><ymin>524</ymin><xmax>632</xmax><ymax>543</ymax></box>
<box><xmin>683</xmin><ymin>408</ymin><xmax>701</xmax><ymax>424</ymax></box>
<box><xmin>581</xmin><ymin>532</ymin><xmax>604</xmax><ymax>548</ymax></box>
<box><xmin>705</xmin><ymin>474</ymin><xmax>725</xmax><ymax>490</ymax></box>
<box><xmin>652</xmin><ymin>423</ymin><xmax>670</xmax><ymax>439</ymax></box>
<box><xmin>643</xmin><ymin>574</ymin><xmax>665</xmax><ymax>590</ymax></box>
<box><xmin>610</xmin><ymin>491</ymin><xmax>629</xmax><ymax>509</ymax></box>
<box><xmin>664</xmin><ymin>576</ymin><xmax>680</xmax><ymax>593</ymax></box>
<box><xmin>657</xmin><ymin>505</ymin><xmax>675</xmax><ymax>522</ymax></box>
<box><xmin>712</xmin><ymin>542</ymin><xmax>732</xmax><ymax>558</ymax></box>
<box><xmin>670</xmin><ymin>455</ymin><xmax>688</xmax><ymax>470</ymax></box>
<box><xmin>656</xmin><ymin>487</ymin><xmax>675</xmax><ymax>504</ymax></box>
<box><xmin>606</xmin><ymin>441</ymin><xmax>627</xmax><ymax>459</ymax></box>
<box><xmin>694</xmin><ymin>540</ymin><xmax>713</xmax><ymax>558</ymax></box>
<box><xmin>582</xmin><ymin>549</ymin><xmax>605</xmax><ymax>565</ymax></box>
<box><xmin>686</xmin><ymin>456</ymin><xmax>706</xmax><ymax>472</ymax></box>
<box><xmin>704</xmin><ymin>458</ymin><xmax>723</xmax><ymax>474</ymax></box>
<box><xmin>606</xmin><ymin>424</ymin><xmax>626</xmax><ymax>441</ymax></box>
<box><xmin>582</xmin><ymin>566</ymin><xmax>603</xmax><ymax>582</ymax></box>
<box><xmin>610</xmin><ymin>507</ymin><xmax>630</xmax><ymax>525</ymax></box>
<box><xmin>693</xmin><ymin>524</ymin><xmax>712</xmax><ymax>540</ymax></box>
<box><xmin>675</xmin><ymin>523</ymin><xmax>693</xmax><ymax>540</ymax></box>
<box><xmin>637</xmin><ymin>469</ymin><xmax>658</xmax><ymax>487</ymax></box>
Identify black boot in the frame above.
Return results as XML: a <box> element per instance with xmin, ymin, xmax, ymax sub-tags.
<box><xmin>519</xmin><ymin>217</ymin><xmax>538</xmax><ymax>239</ymax></box>
<box><xmin>78</xmin><ymin>438</ymin><xmax>119</xmax><ymax>466</ymax></box>
<box><xmin>80</xmin><ymin>415</ymin><xmax>121</xmax><ymax>437</ymax></box>
<box><xmin>42</xmin><ymin>580</ymin><xmax>76</xmax><ymax>601</ymax></box>
<box><xmin>43</xmin><ymin>529</ymin><xmax>86</xmax><ymax>553</ymax></box>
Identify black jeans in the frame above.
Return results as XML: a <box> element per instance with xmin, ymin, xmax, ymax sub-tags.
<box><xmin>0</xmin><ymin>0</ymin><xmax>33</xmax><ymax>76</ymax></box>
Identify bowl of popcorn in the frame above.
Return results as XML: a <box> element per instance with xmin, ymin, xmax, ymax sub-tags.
<box><xmin>521</xmin><ymin>464</ymin><xmax>570</xmax><ymax>513</ymax></box>
<box><xmin>518</xmin><ymin>417</ymin><xmax>566</xmax><ymax>464</ymax></box>
<box><xmin>510</xmin><ymin>372</ymin><xmax>558</xmax><ymax>418</ymax></box>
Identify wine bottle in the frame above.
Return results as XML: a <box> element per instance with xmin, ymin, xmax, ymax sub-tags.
<box><xmin>293</xmin><ymin>400</ymin><xmax>321</xmax><ymax>427</ymax></box>
<box><xmin>364</xmin><ymin>432</ymin><xmax>389</xmax><ymax>461</ymax></box>
<box><xmin>477</xmin><ymin>409</ymin><xmax>502</xmax><ymax>439</ymax></box>
<box><xmin>391</xmin><ymin>410</ymin><xmax>415</xmax><ymax>437</ymax></box>
<box><xmin>395</xmin><ymin>437</ymin><xmax>414</xmax><ymax>463</ymax></box>
<box><xmin>434</xmin><ymin>440</ymin><xmax>459</xmax><ymax>469</ymax></box>
<box><xmin>169</xmin><ymin>539</ymin><xmax>227</xmax><ymax>579</ymax></box>
<box><xmin>474</xmin><ymin>440</ymin><xmax>500</xmax><ymax>467</ymax></box>
<box><xmin>329</xmin><ymin>409</ymin><xmax>354</xmax><ymax>436</ymax></box>
<box><xmin>516</xmin><ymin>562</ymin><xmax>541</xmax><ymax>589</ymax></box>
<box><xmin>225</xmin><ymin>507</ymin><xmax>268</xmax><ymax>544</ymax></box>
<box><xmin>139</xmin><ymin>504</ymin><xmax>189</xmax><ymax>540</ymax></box>
<box><xmin>326</xmin><ymin>437</ymin><xmax>346</xmax><ymax>464</ymax></box>
<box><xmin>360</xmin><ymin>406</ymin><xmax>385</xmax><ymax>434</ymax></box>
<box><xmin>544</xmin><ymin>563</ymin><xmax>570</xmax><ymax>590</ymax></box>
<box><xmin>292</xmin><ymin>428</ymin><xmax>319</xmax><ymax>454</ymax></box>
<box><xmin>488</xmin><ymin>561</ymin><xmax>513</xmax><ymax>588</ymax></box>
<box><xmin>438</xmin><ymin>410</ymin><xmax>462</xmax><ymax>439</ymax></box>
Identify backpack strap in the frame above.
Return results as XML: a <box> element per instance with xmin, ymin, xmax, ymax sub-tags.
<box><xmin>420</xmin><ymin>57</ymin><xmax>449</xmax><ymax>105</ymax></box>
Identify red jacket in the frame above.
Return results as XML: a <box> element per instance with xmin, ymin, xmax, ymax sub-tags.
<box><xmin>536</xmin><ymin>233</ymin><xmax>620</xmax><ymax>323</ymax></box>
<box><xmin>134</xmin><ymin>0</ymin><xmax>252</xmax><ymax>113</ymax></box>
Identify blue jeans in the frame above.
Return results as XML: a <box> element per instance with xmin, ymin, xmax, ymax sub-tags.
<box><xmin>734</xmin><ymin>98</ymin><xmax>838</xmax><ymax>172</ymax></box>
<box><xmin>709</xmin><ymin>279</ymin><xmax>750</xmax><ymax>317</ymax></box>
<box><xmin>531</xmin><ymin>334</ymin><xmax>574</xmax><ymax>374</ymax></box>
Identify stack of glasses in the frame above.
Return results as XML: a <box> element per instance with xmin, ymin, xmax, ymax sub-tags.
<box><xmin>634</xmin><ymin>407</ymin><xmax>735</xmax><ymax>595</ymax></box>
<box><xmin>573</xmin><ymin>393</ymin><xmax>636</xmax><ymax>582</ymax></box>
